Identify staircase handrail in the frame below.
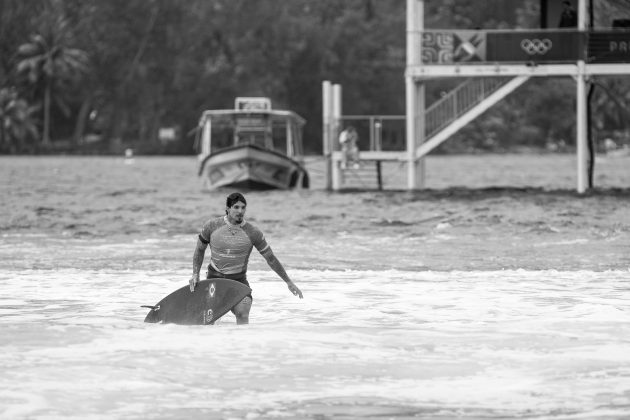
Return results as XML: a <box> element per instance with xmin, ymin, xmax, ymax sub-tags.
<box><xmin>425</xmin><ymin>78</ymin><xmax>507</xmax><ymax>139</ymax></box>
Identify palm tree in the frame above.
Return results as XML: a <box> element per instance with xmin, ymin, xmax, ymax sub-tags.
<box><xmin>0</xmin><ymin>87</ymin><xmax>39</xmax><ymax>153</ymax></box>
<box><xmin>16</xmin><ymin>14</ymin><xmax>88</xmax><ymax>146</ymax></box>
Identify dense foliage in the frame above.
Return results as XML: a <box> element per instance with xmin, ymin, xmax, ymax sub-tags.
<box><xmin>0</xmin><ymin>0</ymin><xmax>628</xmax><ymax>154</ymax></box>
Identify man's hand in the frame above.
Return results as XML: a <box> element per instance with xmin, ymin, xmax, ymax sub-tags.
<box><xmin>189</xmin><ymin>274</ymin><xmax>200</xmax><ymax>292</ymax></box>
<box><xmin>287</xmin><ymin>280</ymin><xmax>303</xmax><ymax>299</ymax></box>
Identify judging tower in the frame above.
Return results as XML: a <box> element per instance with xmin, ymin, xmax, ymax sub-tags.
<box><xmin>405</xmin><ymin>0</ymin><xmax>630</xmax><ymax>192</ymax></box>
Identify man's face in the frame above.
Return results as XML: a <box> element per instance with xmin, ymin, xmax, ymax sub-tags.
<box><xmin>227</xmin><ymin>201</ymin><xmax>246</xmax><ymax>223</ymax></box>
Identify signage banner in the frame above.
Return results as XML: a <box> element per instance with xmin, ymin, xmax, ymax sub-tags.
<box><xmin>486</xmin><ymin>31</ymin><xmax>582</xmax><ymax>62</ymax></box>
<box><xmin>588</xmin><ymin>31</ymin><xmax>630</xmax><ymax>63</ymax></box>
<box><xmin>422</xmin><ymin>30</ymin><xmax>583</xmax><ymax>64</ymax></box>
<box><xmin>422</xmin><ymin>31</ymin><xmax>487</xmax><ymax>64</ymax></box>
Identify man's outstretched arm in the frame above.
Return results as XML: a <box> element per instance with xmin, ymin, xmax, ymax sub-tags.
<box><xmin>261</xmin><ymin>248</ymin><xmax>303</xmax><ymax>298</ymax></box>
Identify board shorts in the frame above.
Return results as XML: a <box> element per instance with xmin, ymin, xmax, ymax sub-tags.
<box><xmin>206</xmin><ymin>266</ymin><xmax>253</xmax><ymax>301</ymax></box>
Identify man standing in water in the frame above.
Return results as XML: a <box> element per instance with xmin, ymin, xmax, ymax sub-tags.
<box><xmin>190</xmin><ymin>192</ymin><xmax>303</xmax><ymax>324</ymax></box>
<box><xmin>338</xmin><ymin>126</ymin><xmax>360</xmax><ymax>170</ymax></box>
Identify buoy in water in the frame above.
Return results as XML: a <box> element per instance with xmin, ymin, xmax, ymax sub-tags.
<box><xmin>124</xmin><ymin>148</ymin><xmax>135</xmax><ymax>164</ymax></box>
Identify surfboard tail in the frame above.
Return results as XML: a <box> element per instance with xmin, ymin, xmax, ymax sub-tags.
<box><xmin>141</xmin><ymin>305</ymin><xmax>160</xmax><ymax>323</ymax></box>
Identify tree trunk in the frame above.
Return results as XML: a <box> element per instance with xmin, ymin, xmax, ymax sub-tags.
<box><xmin>43</xmin><ymin>82</ymin><xmax>51</xmax><ymax>146</ymax></box>
<box><xmin>73</xmin><ymin>95</ymin><xmax>92</xmax><ymax>147</ymax></box>
<box><xmin>108</xmin><ymin>6</ymin><xmax>159</xmax><ymax>152</ymax></box>
<box><xmin>151</xmin><ymin>108</ymin><xmax>161</xmax><ymax>146</ymax></box>
<box><xmin>138</xmin><ymin>106</ymin><xmax>148</xmax><ymax>144</ymax></box>
<box><xmin>108</xmin><ymin>106</ymin><xmax>126</xmax><ymax>154</ymax></box>
<box><xmin>0</xmin><ymin>118</ymin><xmax>5</xmax><ymax>151</ymax></box>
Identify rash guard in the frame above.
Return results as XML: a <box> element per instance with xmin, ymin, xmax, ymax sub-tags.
<box><xmin>199</xmin><ymin>216</ymin><xmax>270</xmax><ymax>275</ymax></box>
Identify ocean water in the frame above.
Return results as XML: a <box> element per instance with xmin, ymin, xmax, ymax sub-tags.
<box><xmin>1</xmin><ymin>266</ymin><xmax>630</xmax><ymax>419</ymax></box>
<box><xmin>1</xmin><ymin>156</ymin><xmax>629</xmax><ymax>419</ymax></box>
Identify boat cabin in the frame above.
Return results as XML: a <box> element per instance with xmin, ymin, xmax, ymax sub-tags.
<box><xmin>197</xmin><ymin>97</ymin><xmax>305</xmax><ymax>160</ymax></box>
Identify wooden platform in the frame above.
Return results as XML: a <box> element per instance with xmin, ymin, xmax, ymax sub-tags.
<box><xmin>331</xmin><ymin>151</ymin><xmax>406</xmax><ymax>190</ymax></box>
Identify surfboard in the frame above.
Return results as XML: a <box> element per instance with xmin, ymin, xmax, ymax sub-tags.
<box><xmin>143</xmin><ymin>278</ymin><xmax>251</xmax><ymax>325</ymax></box>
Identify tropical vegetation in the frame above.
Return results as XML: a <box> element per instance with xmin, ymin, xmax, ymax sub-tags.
<box><xmin>0</xmin><ymin>0</ymin><xmax>628</xmax><ymax>155</ymax></box>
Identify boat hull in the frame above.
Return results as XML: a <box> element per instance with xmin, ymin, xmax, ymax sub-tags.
<box><xmin>198</xmin><ymin>145</ymin><xmax>308</xmax><ymax>190</ymax></box>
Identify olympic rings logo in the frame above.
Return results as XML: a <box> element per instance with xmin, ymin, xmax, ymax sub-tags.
<box><xmin>520</xmin><ymin>38</ymin><xmax>553</xmax><ymax>55</ymax></box>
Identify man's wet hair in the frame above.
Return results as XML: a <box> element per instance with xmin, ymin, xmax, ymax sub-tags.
<box><xmin>226</xmin><ymin>192</ymin><xmax>247</xmax><ymax>208</ymax></box>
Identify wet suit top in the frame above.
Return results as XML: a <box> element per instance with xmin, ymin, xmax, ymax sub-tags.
<box><xmin>198</xmin><ymin>216</ymin><xmax>270</xmax><ymax>276</ymax></box>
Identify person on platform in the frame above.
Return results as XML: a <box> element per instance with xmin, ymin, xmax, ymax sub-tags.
<box><xmin>190</xmin><ymin>192</ymin><xmax>303</xmax><ymax>324</ymax></box>
<box><xmin>338</xmin><ymin>125</ymin><xmax>360</xmax><ymax>170</ymax></box>
<box><xmin>558</xmin><ymin>0</ymin><xmax>577</xmax><ymax>28</ymax></box>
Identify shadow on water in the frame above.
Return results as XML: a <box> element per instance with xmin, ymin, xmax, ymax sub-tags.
<box><xmin>335</xmin><ymin>186</ymin><xmax>630</xmax><ymax>200</ymax></box>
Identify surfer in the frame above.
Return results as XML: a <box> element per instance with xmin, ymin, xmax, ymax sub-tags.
<box><xmin>190</xmin><ymin>192</ymin><xmax>303</xmax><ymax>324</ymax></box>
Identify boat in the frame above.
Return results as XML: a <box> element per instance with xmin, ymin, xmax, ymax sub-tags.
<box><xmin>196</xmin><ymin>97</ymin><xmax>309</xmax><ymax>190</ymax></box>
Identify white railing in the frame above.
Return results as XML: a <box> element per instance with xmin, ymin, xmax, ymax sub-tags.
<box><xmin>337</xmin><ymin>78</ymin><xmax>509</xmax><ymax>152</ymax></box>
<box><xmin>338</xmin><ymin>115</ymin><xmax>405</xmax><ymax>152</ymax></box>
<box><xmin>425</xmin><ymin>78</ymin><xmax>507</xmax><ymax>139</ymax></box>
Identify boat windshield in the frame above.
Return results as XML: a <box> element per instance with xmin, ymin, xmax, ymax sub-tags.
<box><xmin>236</xmin><ymin>132</ymin><xmax>268</xmax><ymax>148</ymax></box>
<box><xmin>210</xmin><ymin>125</ymin><xmax>233</xmax><ymax>152</ymax></box>
<box><xmin>271</xmin><ymin>122</ymin><xmax>287</xmax><ymax>154</ymax></box>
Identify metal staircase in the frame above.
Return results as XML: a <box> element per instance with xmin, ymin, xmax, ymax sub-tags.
<box><xmin>417</xmin><ymin>75</ymin><xmax>530</xmax><ymax>158</ymax></box>
<box><xmin>338</xmin><ymin>162</ymin><xmax>382</xmax><ymax>190</ymax></box>
<box><xmin>425</xmin><ymin>78</ymin><xmax>507</xmax><ymax>139</ymax></box>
